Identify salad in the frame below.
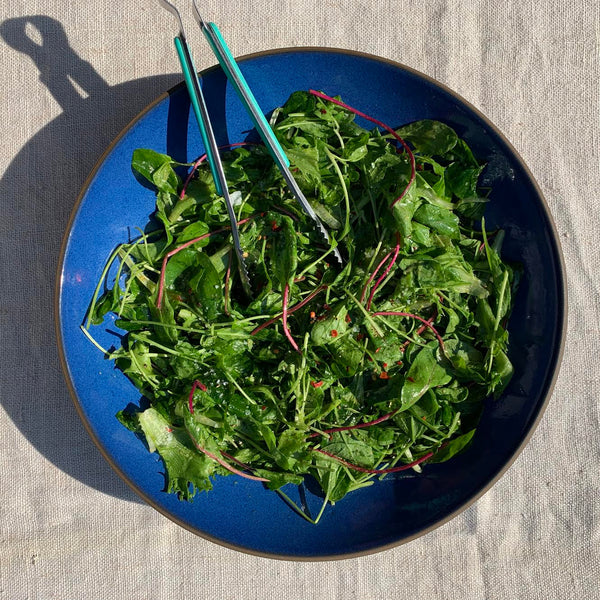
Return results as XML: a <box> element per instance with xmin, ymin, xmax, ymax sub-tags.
<box><xmin>84</xmin><ymin>90</ymin><xmax>517</xmax><ymax>523</ymax></box>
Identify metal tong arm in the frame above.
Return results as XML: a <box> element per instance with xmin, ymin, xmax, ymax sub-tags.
<box><xmin>158</xmin><ymin>0</ymin><xmax>222</xmax><ymax>194</ymax></box>
<box><xmin>173</xmin><ymin>37</ymin><xmax>251</xmax><ymax>292</ymax></box>
<box><xmin>157</xmin><ymin>0</ymin><xmax>252</xmax><ymax>293</ymax></box>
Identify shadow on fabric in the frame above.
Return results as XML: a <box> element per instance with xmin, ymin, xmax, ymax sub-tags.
<box><xmin>0</xmin><ymin>15</ymin><xmax>181</xmax><ymax>503</ymax></box>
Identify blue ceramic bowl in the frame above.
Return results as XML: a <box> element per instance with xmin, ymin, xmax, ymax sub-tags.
<box><xmin>56</xmin><ymin>49</ymin><xmax>566</xmax><ymax>559</ymax></box>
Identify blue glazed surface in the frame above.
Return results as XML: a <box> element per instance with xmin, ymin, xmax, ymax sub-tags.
<box><xmin>57</xmin><ymin>49</ymin><xmax>565</xmax><ymax>559</ymax></box>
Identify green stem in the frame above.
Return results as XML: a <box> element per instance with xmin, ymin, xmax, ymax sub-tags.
<box><xmin>80</xmin><ymin>325</ymin><xmax>110</xmax><ymax>355</ymax></box>
<box><xmin>297</xmin><ymin>246</ymin><xmax>335</xmax><ymax>279</ymax></box>
<box><xmin>276</xmin><ymin>489</ymin><xmax>317</xmax><ymax>525</ymax></box>
<box><xmin>487</xmin><ymin>269</ymin><xmax>509</xmax><ymax>372</ymax></box>
<box><xmin>128</xmin><ymin>333</ymin><xmax>192</xmax><ymax>358</ymax></box>
<box><xmin>345</xmin><ymin>290</ymin><xmax>384</xmax><ymax>337</ymax></box>
<box><xmin>324</xmin><ymin>147</ymin><xmax>351</xmax><ymax>238</ymax></box>
<box><xmin>84</xmin><ymin>244</ymin><xmax>123</xmax><ymax>329</ymax></box>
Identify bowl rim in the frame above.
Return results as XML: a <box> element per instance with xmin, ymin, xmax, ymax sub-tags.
<box><xmin>54</xmin><ymin>46</ymin><xmax>567</xmax><ymax>561</ymax></box>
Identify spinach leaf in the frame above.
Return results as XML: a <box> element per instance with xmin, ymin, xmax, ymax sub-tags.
<box><xmin>400</xmin><ymin>346</ymin><xmax>451</xmax><ymax>410</ymax></box>
<box><xmin>132</xmin><ymin>149</ymin><xmax>179</xmax><ymax>195</ymax></box>
<box><xmin>397</xmin><ymin>119</ymin><xmax>458</xmax><ymax>155</ymax></box>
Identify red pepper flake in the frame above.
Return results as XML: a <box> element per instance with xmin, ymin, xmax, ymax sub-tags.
<box><xmin>311</xmin><ymin>380</ymin><xmax>324</xmax><ymax>388</ymax></box>
<box><xmin>382</xmin><ymin>362</ymin><xmax>388</xmax><ymax>369</ymax></box>
<box><xmin>356</xmin><ymin>333</ymin><xmax>365</xmax><ymax>341</ymax></box>
<box><xmin>273</xmin><ymin>348</ymin><xmax>280</xmax><ymax>354</ymax></box>
<box><xmin>310</xmin><ymin>311</ymin><xmax>316</xmax><ymax>319</ymax></box>
<box><xmin>271</xmin><ymin>221</ymin><xmax>279</xmax><ymax>231</ymax></box>
<box><xmin>407</xmin><ymin>376</ymin><xmax>415</xmax><ymax>383</ymax></box>
<box><xmin>379</xmin><ymin>371</ymin><xmax>389</xmax><ymax>379</ymax></box>
<box><xmin>323</xmin><ymin>303</ymin><xmax>330</xmax><ymax>310</ymax></box>
<box><xmin>375</xmin><ymin>347</ymin><xmax>381</xmax><ymax>353</ymax></box>
<box><xmin>345</xmin><ymin>314</ymin><xmax>351</xmax><ymax>323</ymax></box>
<box><xmin>330</xmin><ymin>329</ymin><xmax>338</xmax><ymax>337</ymax></box>
<box><xmin>261</xmin><ymin>405</ymin><xmax>267</xmax><ymax>410</ymax></box>
<box><xmin>166</xmin><ymin>427</ymin><xmax>173</xmax><ymax>433</ymax></box>
<box><xmin>396</xmin><ymin>360</ymin><xmax>403</xmax><ymax>366</ymax></box>
<box><xmin>320</xmin><ymin>108</ymin><xmax>327</xmax><ymax>114</ymax></box>
<box><xmin>416</xmin><ymin>163</ymin><xmax>424</xmax><ymax>171</ymax></box>
<box><xmin>260</xmin><ymin>212</ymin><xmax>266</xmax><ymax>217</ymax></box>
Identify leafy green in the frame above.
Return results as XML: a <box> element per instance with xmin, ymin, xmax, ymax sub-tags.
<box><xmin>85</xmin><ymin>91</ymin><xmax>518</xmax><ymax>522</ymax></box>
<box><xmin>400</xmin><ymin>346</ymin><xmax>451</xmax><ymax>410</ymax></box>
<box><xmin>397</xmin><ymin>119</ymin><xmax>458</xmax><ymax>155</ymax></box>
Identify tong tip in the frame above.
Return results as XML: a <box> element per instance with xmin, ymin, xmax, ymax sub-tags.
<box><xmin>191</xmin><ymin>0</ymin><xmax>207</xmax><ymax>27</ymax></box>
<box><xmin>313</xmin><ymin>218</ymin><xmax>344</xmax><ymax>268</ymax></box>
<box><xmin>236</xmin><ymin>248</ymin><xmax>253</xmax><ymax>297</ymax></box>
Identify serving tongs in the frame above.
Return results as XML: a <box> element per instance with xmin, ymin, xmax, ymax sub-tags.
<box><xmin>158</xmin><ymin>0</ymin><xmax>343</xmax><ymax>295</ymax></box>
<box><xmin>158</xmin><ymin>0</ymin><xmax>252</xmax><ymax>295</ymax></box>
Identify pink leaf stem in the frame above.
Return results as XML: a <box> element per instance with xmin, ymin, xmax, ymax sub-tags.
<box><xmin>281</xmin><ymin>282</ymin><xmax>300</xmax><ymax>352</ymax></box>
<box><xmin>400</xmin><ymin>308</ymin><xmax>438</xmax><ymax>352</ymax></box>
<box><xmin>360</xmin><ymin>250</ymin><xmax>392</xmax><ymax>304</ymax></box>
<box><xmin>188</xmin><ymin>379</ymin><xmax>207</xmax><ymax>414</ymax></box>
<box><xmin>192</xmin><ymin>443</ymin><xmax>269</xmax><ymax>482</ymax></box>
<box><xmin>308</xmin><ymin>410</ymin><xmax>398</xmax><ymax>438</ymax></box>
<box><xmin>372</xmin><ymin>311</ymin><xmax>445</xmax><ymax>350</ymax></box>
<box><xmin>312</xmin><ymin>448</ymin><xmax>434</xmax><ymax>474</ymax></box>
<box><xmin>250</xmin><ymin>285</ymin><xmax>327</xmax><ymax>335</ymax></box>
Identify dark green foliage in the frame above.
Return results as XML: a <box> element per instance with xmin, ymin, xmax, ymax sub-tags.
<box><xmin>85</xmin><ymin>92</ymin><xmax>517</xmax><ymax>516</ymax></box>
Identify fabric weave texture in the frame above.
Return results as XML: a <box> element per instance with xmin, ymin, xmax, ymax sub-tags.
<box><xmin>0</xmin><ymin>1</ymin><xmax>597</xmax><ymax>598</ymax></box>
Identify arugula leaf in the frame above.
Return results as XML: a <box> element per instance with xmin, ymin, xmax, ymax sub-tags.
<box><xmin>445</xmin><ymin>163</ymin><xmax>485</xmax><ymax>199</ymax></box>
<box><xmin>272</xmin><ymin>215</ymin><xmax>298</xmax><ymax>287</ymax></box>
<box><xmin>413</xmin><ymin>203</ymin><xmax>460</xmax><ymax>239</ymax></box>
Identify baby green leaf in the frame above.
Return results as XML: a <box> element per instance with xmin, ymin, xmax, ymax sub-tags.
<box><xmin>400</xmin><ymin>347</ymin><xmax>451</xmax><ymax>410</ymax></box>
<box><xmin>397</xmin><ymin>120</ymin><xmax>458</xmax><ymax>156</ymax></box>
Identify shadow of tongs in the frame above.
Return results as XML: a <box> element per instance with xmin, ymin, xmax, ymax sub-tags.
<box><xmin>158</xmin><ymin>1</ymin><xmax>343</xmax><ymax>295</ymax></box>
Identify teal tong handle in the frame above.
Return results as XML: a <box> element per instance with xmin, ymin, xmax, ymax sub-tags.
<box><xmin>201</xmin><ymin>22</ymin><xmax>291</xmax><ymax>170</ymax></box>
<box><xmin>173</xmin><ymin>35</ymin><xmax>224</xmax><ymax>195</ymax></box>
<box><xmin>173</xmin><ymin>35</ymin><xmax>252</xmax><ymax>294</ymax></box>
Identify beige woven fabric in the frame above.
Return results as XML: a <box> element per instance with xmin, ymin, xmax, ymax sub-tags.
<box><xmin>1</xmin><ymin>1</ymin><xmax>597</xmax><ymax>598</ymax></box>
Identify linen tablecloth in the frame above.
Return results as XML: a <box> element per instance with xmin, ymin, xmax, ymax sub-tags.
<box><xmin>1</xmin><ymin>1</ymin><xmax>597</xmax><ymax>598</ymax></box>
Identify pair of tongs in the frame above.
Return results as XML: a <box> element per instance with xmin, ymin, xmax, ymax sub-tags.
<box><xmin>158</xmin><ymin>0</ymin><xmax>343</xmax><ymax>295</ymax></box>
